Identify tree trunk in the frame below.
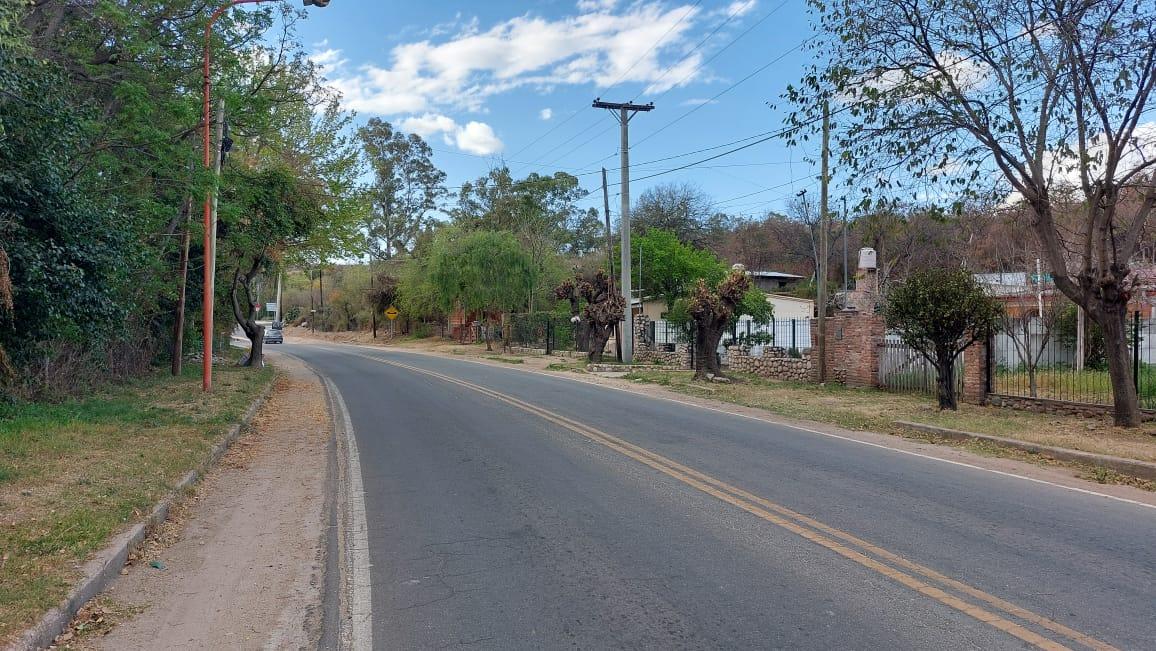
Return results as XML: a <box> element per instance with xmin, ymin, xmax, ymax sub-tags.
<box><xmin>935</xmin><ymin>354</ymin><xmax>957</xmax><ymax>410</ymax></box>
<box><xmin>588</xmin><ymin>324</ymin><xmax>612</xmax><ymax>363</ymax></box>
<box><xmin>694</xmin><ymin>319</ymin><xmax>724</xmax><ymax>380</ymax></box>
<box><xmin>240</xmin><ymin>323</ymin><xmax>265</xmax><ymax>367</ymax></box>
<box><xmin>1097</xmin><ymin>305</ymin><xmax>1141</xmax><ymax>426</ymax></box>
<box><xmin>484</xmin><ymin>317</ymin><xmax>493</xmax><ymax>351</ymax></box>
<box><xmin>1028</xmin><ymin>363</ymin><xmax>1038</xmax><ymax>398</ymax></box>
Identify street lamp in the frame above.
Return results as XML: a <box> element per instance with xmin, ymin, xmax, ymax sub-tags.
<box><xmin>201</xmin><ymin>0</ymin><xmax>331</xmax><ymax>391</ymax></box>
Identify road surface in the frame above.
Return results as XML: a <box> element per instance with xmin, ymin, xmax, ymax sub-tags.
<box><xmin>286</xmin><ymin>340</ymin><xmax>1155</xmax><ymax>650</ymax></box>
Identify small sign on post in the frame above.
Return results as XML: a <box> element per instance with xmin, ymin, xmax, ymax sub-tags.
<box><xmin>266</xmin><ymin>302</ymin><xmax>278</xmax><ymax>314</ymax></box>
<box><xmin>384</xmin><ymin>306</ymin><xmax>399</xmax><ymax>320</ymax></box>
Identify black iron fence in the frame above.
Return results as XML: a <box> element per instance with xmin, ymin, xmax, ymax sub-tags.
<box><xmin>507</xmin><ymin>313</ymin><xmax>589</xmax><ymax>354</ymax></box>
<box><xmin>989</xmin><ymin>310</ymin><xmax>1156</xmax><ymax>409</ymax></box>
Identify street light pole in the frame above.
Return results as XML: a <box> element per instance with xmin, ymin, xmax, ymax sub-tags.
<box><xmin>201</xmin><ymin>0</ymin><xmax>331</xmax><ymax>392</ymax></box>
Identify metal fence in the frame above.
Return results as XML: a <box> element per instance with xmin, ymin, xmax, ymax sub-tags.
<box><xmin>507</xmin><ymin>313</ymin><xmax>589</xmax><ymax>354</ymax></box>
<box><xmin>990</xmin><ymin>311</ymin><xmax>1156</xmax><ymax>409</ymax></box>
<box><xmin>878</xmin><ymin>338</ymin><xmax>965</xmax><ymax>395</ymax></box>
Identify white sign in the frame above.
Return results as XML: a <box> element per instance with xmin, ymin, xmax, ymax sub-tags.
<box><xmin>266</xmin><ymin>302</ymin><xmax>278</xmax><ymax>313</ymax></box>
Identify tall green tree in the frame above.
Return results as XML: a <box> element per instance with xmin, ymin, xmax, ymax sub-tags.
<box><xmin>358</xmin><ymin>118</ymin><xmax>446</xmax><ymax>259</ymax></box>
<box><xmin>788</xmin><ymin>0</ymin><xmax>1156</xmax><ymax>425</ymax></box>
<box><xmin>633</xmin><ymin>229</ymin><xmax>726</xmax><ymax>312</ymax></box>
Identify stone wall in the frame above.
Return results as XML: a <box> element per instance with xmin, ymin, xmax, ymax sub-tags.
<box><xmin>633</xmin><ymin>314</ymin><xmax>692</xmax><ymax>369</ymax></box>
<box><xmin>987</xmin><ymin>394</ymin><xmax>1156</xmax><ymax>420</ymax></box>
<box><xmin>727</xmin><ymin>345</ymin><xmax>815</xmax><ymax>381</ymax></box>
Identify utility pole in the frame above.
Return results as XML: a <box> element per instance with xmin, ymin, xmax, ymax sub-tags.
<box><xmin>593</xmin><ymin>98</ymin><xmax>654</xmax><ymax>364</ymax></box>
<box><xmin>202</xmin><ymin>99</ymin><xmax>225</xmax><ymax>384</ymax></box>
<box><xmin>817</xmin><ymin>99</ymin><xmax>830</xmax><ymax>383</ymax></box>
<box><xmin>842</xmin><ymin>196</ymin><xmax>849</xmax><ymax>299</ymax></box>
<box><xmin>172</xmin><ymin>198</ymin><xmax>192</xmax><ymax>376</ymax></box>
<box><xmin>602</xmin><ymin>167</ymin><xmax>622</xmax><ymax>362</ymax></box>
<box><xmin>274</xmin><ymin>269</ymin><xmax>282</xmax><ymax>323</ymax></box>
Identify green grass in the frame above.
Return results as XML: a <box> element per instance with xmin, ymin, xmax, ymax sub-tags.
<box><xmin>0</xmin><ymin>355</ymin><xmax>273</xmax><ymax>644</ymax></box>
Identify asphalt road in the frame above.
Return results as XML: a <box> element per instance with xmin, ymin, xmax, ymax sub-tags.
<box><xmin>285</xmin><ymin>340</ymin><xmax>1156</xmax><ymax>650</ymax></box>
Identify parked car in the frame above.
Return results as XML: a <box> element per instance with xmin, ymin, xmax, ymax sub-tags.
<box><xmin>263</xmin><ymin>326</ymin><xmax>283</xmax><ymax>344</ymax></box>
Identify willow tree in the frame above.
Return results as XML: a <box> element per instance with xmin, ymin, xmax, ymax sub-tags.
<box><xmin>428</xmin><ymin>229</ymin><xmax>533</xmax><ymax>351</ymax></box>
<box><xmin>788</xmin><ymin>0</ymin><xmax>1156</xmax><ymax>425</ymax></box>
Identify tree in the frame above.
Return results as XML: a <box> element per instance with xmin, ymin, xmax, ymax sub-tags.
<box><xmin>427</xmin><ymin>229</ymin><xmax>533</xmax><ymax>351</ymax></box>
<box><xmin>358</xmin><ymin>118</ymin><xmax>446</xmax><ymax>259</ymax></box>
<box><xmin>555</xmin><ymin>270</ymin><xmax>626</xmax><ymax>363</ymax></box>
<box><xmin>688</xmin><ymin>270</ymin><xmax>752</xmax><ymax>380</ymax></box>
<box><xmin>218</xmin><ymin>166</ymin><xmax>321</xmax><ymax>367</ymax></box>
<box><xmin>789</xmin><ymin>0</ymin><xmax>1156</xmax><ymax>425</ymax></box>
<box><xmin>453</xmin><ymin>167</ymin><xmax>588</xmax><ymax>311</ymax></box>
<box><xmin>633</xmin><ymin>183</ymin><xmax>721</xmax><ymax>248</ymax></box>
<box><xmin>634</xmin><ymin>229</ymin><xmax>726</xmax><ymax>312</ymax></box>
<box><xmin>883</xmin><ymin>269</ymin><xmax>1002</xmax><ymax>410</ymax></box>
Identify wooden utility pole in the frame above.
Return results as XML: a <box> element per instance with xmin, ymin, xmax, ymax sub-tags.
<box><xmin>817</xmin><ymin>99</ymin><xmax>830</xmax><ymax>382</ymax></box>
<box><xmin>593</xmin><ymin>98</ymin><xmax>654</xmax><ymax>364</ymax></box>
<box><xmin>602</xmin><ymin>167</ymin><xmax>622</xmax><ymax>362</ymax></box>
<box><xmin>171</xmin><ymin>200</ymin><xmax>192</xmax><ymax>376</ymax></box>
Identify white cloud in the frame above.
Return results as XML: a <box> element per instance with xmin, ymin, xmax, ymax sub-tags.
<box><xmin>539</xmin><ymin>108</ymin><xmax>553</xmax><ymax>121</ymax></box>
<box><xmin>317</xmin><ymin>1</ymin><xmax>715</xmax><ymax>117</ymax></box>
<box><xmin>680</xmin><ymin>97</ymin><xmax>718</xmax><ymax>107</ymax></box>
<box><xmin>397</xmin><ymin>113</ymin><xmax>458</xmax><ymax>138</ymax></box>
<box><xmin>576</xmin><ymin>0</ymin><xmax>618</xmax><ymax>11</ymax></box>
<box><xmin>454</xmin><ymin>121</ymin><xmax>504</xmax><ymax>155</ymax></box>
<box><xmin>396</xmin><ymin>113</ymin><xmax>504</xmax><ymax>155</ymax></box>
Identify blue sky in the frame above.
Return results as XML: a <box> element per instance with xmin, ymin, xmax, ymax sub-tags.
<box><xmin>294</xmin><ymin>0</ymin><xmax>824</xmax><ymax>219</ymax></box>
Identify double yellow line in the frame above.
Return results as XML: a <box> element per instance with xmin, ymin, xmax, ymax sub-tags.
<box><xmin>357</xmin><ymin>353</ymin><xmax>1115</xmax><ymax>651</ymax></box>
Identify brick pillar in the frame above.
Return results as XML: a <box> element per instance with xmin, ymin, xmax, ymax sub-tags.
<box><xmin>962</xmin><ymin>339</ymin><xmax>989</xmax><ymax>404</ymax></box>
<box><xmin>815</xmin><ymin>310</ymin><xmax>885</xmax><ymax>387</ymax></box>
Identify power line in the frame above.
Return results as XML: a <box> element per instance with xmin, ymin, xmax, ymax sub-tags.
<box><xmin>634</xmin><ymin>37</ymin><xmax>809</xmax><ymax>148</ymax></box>
<box><xmin>508</xmin><ymin>1</ymin><xmax>703</xmax><ymax>162</ymax></box>
<box><xmin>519</xmin><ymin>0</ymin><xmax>754</xmax><ymax>173</ymax></box>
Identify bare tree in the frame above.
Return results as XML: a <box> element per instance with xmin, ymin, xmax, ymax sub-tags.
<box><xmin>791</xmin><ymin>0</ymin><xmax>1156</xmax><ymax>424</ymax></box>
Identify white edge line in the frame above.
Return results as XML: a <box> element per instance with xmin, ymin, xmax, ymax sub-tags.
<box><xmin>313</xmin><ymin>342</ymin><xmax>1156</xmax><ymax>513</ymax></box>
<box><xmin>324</xmin><ymin>376</ymin><xmax>374</xmax><ymax>651</ymax></box>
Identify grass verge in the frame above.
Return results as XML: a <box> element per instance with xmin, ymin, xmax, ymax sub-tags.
<box><xmin>485</xmin><ymin>356</ymin><xmax>525</xmax><ymax>364</ymax></box>
<box><xmin>620</xmin><ymin>369</ymin><xmax>1156</xmax><ymax>467</ymax></box>
<box><xmin>0</xmin><ymin>355</ymin><xmax>274</xmax><ymax>643</ymax></box>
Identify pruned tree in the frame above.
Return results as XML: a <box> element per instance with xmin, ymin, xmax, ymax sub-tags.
<box><xmin>789</xmin><ymin>0</ymin><xmax>1156</xmax><ymax>425</ymax></box>
<box><xmin>358</xmin><ymin>118</ymin><xmax>446</xmax><ymax>259</ymax></box>
<box><xmin>883</xmin><ymin>268</ymin><xmax>1003</xmax><ymax>410</ymax></box>
<box><xmin>688</xmin><ymin>270</ymin><xmax>752</xmax><ymax>380</ymax></box>
<box><xmin>555</xmin><ymin>270</ymin><xmax>625</xmax><ymax>363</ymax></box>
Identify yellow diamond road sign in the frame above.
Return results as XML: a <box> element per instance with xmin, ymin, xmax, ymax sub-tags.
<box><xmin>384</xmin><ymin>306</ymin><xmax>399</xmax><ymax>320</ymax></box>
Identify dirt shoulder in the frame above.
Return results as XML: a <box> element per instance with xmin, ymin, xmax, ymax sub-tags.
<box><xmin>0</xmin><ymin>355</ymin><xmax>273</xmax><ymax>646</ymax></box>
<box><xmin>66</xmin><ymin>353</ymin><xmax>330</xmax><ymax>650</ymax></box>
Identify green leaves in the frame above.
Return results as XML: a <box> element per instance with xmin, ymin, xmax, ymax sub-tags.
<box><xmin>883</xmin><ymin>267</ymin><xmax>1002</xmax><ymax>362</ymax></box>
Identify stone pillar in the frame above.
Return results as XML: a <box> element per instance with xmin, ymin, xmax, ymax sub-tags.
<box><xmin>962</xmin><ymin>339</ymin><xmax>989</xmax><ymax>404</ymax></box>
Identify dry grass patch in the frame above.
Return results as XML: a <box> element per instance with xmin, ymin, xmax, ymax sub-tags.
<box><xmin>0</xmin><ymin>356</ymin><xmax>273</xmax><ymax>644</ymax></box>
<box><xmin>621</xmin><ymin>369</ymin><xmax>1156</xmax><ymax>464</ymax></box>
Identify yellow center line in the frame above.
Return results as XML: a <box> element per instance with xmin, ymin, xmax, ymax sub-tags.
<box><xmin>355</xmin><ymin>352</ymin><xmax>1114</xmax><ymax>651</ymax></box>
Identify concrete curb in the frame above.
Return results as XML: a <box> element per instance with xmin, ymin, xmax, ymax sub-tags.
<box><xmin>12</xmin><ymin>378</ymin><xmax>276</xmax><ymax>651</ymax></box>
<box><xmin>894</xmin><ymin>420</ymin><xmax>1156</xmax><ymax>482</ymax></box>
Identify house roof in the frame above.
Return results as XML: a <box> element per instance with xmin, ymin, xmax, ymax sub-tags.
<box><xmin>749</xmin><ymin>271</ymin><xmax>805</xmax><ymax>280</ymax></box>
